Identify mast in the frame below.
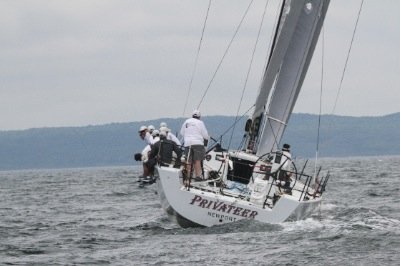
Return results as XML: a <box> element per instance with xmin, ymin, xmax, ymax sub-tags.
<box><xmin>247</xmin><ymin>0</ymin><xmax>330</xmax><ymax>156</ymax></box>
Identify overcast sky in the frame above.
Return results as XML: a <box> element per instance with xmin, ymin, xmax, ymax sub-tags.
<box><xmin>1</xmin><ymin>0</ymin><xmax>399</xmax><ymax>130</ymax></box>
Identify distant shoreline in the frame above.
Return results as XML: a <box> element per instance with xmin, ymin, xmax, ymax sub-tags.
<box><xmin>1</xmin><ymin>113</ymin><xmax>399</xmax><ymax>171</ymax></box>
<box><xmin>2</xmin><ymin>155</ymin><xmax>400</xmax><ymax>172</ymax></box>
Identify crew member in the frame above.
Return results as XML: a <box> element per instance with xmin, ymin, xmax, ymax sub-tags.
<box><xmin>136</xmin><ymin>125</ymin><xmax>154</xmax><ymax>182</ymax></box>
<box><xmin>180</xmin><ymin>110</ymin><xmax>209</xmax><ymax>181</ymax></box>
<box><xmin>271</xmin><ymin>143</ymin><xmax>292</xmax><ymax>190</ymax></box>
<box><xmin>160</xmin><ymin>126</ymin><xmax>182</xmax><ymax>146</ymax></box>
<box><xmin>148</xmin><ymin>130</ymin><xmax>182</xmax><ymax>168</ymax></box>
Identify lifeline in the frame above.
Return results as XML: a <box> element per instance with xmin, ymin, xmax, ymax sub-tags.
<box><xmin>189</xmin><ymin>195</ymin><xmax>258</xmax><ymax>219</ymax></box>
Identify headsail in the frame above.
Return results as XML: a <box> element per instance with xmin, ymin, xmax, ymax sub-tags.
<box><xmin>246</xmin><ymin>0</ymin><xmax>330</xmax><ymax>156</ymax></box>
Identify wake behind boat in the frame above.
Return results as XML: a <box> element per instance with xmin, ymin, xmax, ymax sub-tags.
<box><xmin>155</xmin><ymin>0</ymin><xmax>331</xmax><ymax>227</ymax></box>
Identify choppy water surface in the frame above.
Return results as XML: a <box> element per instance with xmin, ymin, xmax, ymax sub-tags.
<box><xmin>1</xmin><ymin>157</ymin><xmax>399</xmax><ymax>265</ymax></box>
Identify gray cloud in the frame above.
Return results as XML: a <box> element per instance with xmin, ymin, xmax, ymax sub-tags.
<box><xmin>0</xmin><ymin>0</ymin><xmax>399</xmax><ymax>130</ymax></box>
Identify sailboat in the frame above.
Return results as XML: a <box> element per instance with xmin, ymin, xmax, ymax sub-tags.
<box><xmin>155</xmin><ymin>0</ymin><xmax>331</xmax><ymax>227</ymax></box>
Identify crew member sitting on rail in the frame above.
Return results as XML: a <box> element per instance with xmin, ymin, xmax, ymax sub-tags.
<box><xmin>148</xmin><ymin>130</ymin><xmax>182</xmax><ymax>168</ymax></box>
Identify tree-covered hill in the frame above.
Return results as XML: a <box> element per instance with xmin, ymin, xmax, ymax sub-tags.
<box><xmin>0</xmin><ymin>113</ymin><xmax>399</xmax><ymax>170</ymax></box>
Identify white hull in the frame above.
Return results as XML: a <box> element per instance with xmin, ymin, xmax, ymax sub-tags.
<box><xmin>156</xmin><ymin>164</ymin><xmax>321</xmax><ymax>228</ymax></box>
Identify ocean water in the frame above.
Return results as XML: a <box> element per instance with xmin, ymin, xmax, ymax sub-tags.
<box><xmin>0</xmin><ymin>156</ymin><xmax>399</xmax><ymax>265</ymax></box>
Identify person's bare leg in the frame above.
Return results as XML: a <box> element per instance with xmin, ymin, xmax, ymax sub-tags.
<box><xmin>194</xmin><ymin>160</ymin><xmax>202</xmax><ymax>177</ymax></box>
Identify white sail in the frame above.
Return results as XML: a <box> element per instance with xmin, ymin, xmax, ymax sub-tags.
<box><xmin>249</xmin><ymin>0</ymin><xmax>330</xmax><ymax>156</ymax></box>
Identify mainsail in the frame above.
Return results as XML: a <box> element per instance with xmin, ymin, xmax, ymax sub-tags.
<box><xmin>247</xmin><ymin>0</ymin><xmax>330</xmax><ymax>156</ymax></box>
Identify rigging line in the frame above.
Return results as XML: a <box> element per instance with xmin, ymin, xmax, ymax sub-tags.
<box><xmin>266</xmin><ymin>117</ymin><xmax>280</xmax><ymax>152</ymax></box>
<box><xmin>260</xmin><ymin>0</ymin><xmax>285</xmax><ymax>83</ymax></box>
<box><xmin>217</xmin><ymin>104</ymin><xmax>255</xmax><ymax>143</ymax></box>
<box><xmin>315</xmin><ymin>26</ymin><xmax>325</xmax><ymax>178</ymax></box>
<box><xmin>197</xmin><ymin>0</ymin><xmax>255</xmax><ymax>109</ymax></box>
<box><xmin>331</xmin><ymin>0</ymin><xmax>364</xmax><ymax>114</ymax></box>
<box><xmin>227</xmin><ymin>0</ymin><xmax>270</xmax><ymax>150</ymax></box>
<box><xmin>252</xmin><ymin>1</ymin><xmax>286</xmax><ymax>154</ymax></box>
<box><xmin>266</xmin><ymin>0</ymin><xmax>286</xmax><ymax>66</ymax></box>
<box><xmin>182</xmin><ymin>0</ymin><xmax>212</xmax><ymax>117</ymax></box>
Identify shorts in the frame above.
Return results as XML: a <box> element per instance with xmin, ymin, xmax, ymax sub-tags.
<box><xmin>185</xmin><ymin>145</ymin><xmax>205</xmax><ymax>162</ymax></box>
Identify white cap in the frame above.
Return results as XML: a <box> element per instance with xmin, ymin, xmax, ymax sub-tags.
<box><xmin>192</xmin><ymin>109</ymin><xmax>201</xmax><ymax>118</ymax></box>
<box><xmin>160</xmin><ymin>122</ymin><xmax>167</xmax><ymax>128</ymax></box>
<box><xmin>148</xmin><ymin>125</ymin><xmax>155</xmax><ymax>132</ymax></box>
<box><xmin>160</xmin><ymin>126</ymin><xmax>170</xmax><ymax>133</ymax></box>
<box><xmin>151</xmin><ymin>129</ymin><xmax>159</xmax><ymax>137</ymax></box>
<box><xmin>138</xmin><ymin>125</ymin><xmax>147</xmax><ymax>132</ymax></box>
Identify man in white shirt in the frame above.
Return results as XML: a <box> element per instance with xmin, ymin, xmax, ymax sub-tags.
<box><xmin>139</xmin><ymin>125</ymin><xmax>154</xmax><ymax>145</ymax></box>
<box><xmin>147</xmin><ymin>125</ymin><xmax>155</xmax><ymax>136</ymax></box>
<box><xmin>180</xmin><ymin>110</ymin><xmax>209</xmax><ymax>181</ymax></box>
<box><xmin>137</xmin><ymin>125</ymin><xmax>155</xmax><ymax>182</ymax></box>
<box><xmin>160</xmin><ymin>126</ymin><xmax>182</xmax><ymax>146</ymax></box>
